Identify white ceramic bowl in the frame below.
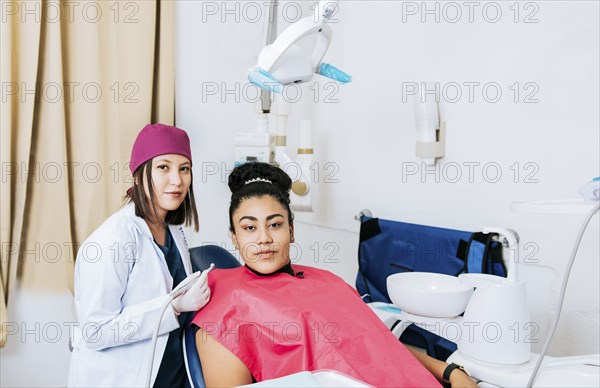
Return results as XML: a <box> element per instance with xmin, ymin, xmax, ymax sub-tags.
<box><xmin>386</xmin><ymin>272</ymin><xmax>473</xmax><ymax>318</ymax></box>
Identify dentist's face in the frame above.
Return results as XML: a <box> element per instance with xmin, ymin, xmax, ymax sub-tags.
<box><xmin>144</xmin><ymin>154</ymin><xmax>192</xmax><ymax>221</ymax></box>
<box><xmin>232</xmin><ymin>195</ymin><xmax>293</xmax><ymax>275</ymax></box>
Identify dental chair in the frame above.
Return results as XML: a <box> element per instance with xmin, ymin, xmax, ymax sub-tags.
<box><xmin>185</xmin><ymin>245</ymin><xmax>241</xmax><ymax>388</ymax></box>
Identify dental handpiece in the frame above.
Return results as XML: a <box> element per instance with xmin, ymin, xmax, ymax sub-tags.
<box><xmin>170</xmin><ymin>263</ymin><xmax>215</xmax><ymax>298</ymax></box>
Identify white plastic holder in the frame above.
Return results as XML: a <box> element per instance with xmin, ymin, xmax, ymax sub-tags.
<box><xmin>458</xmin><ymin>273</ymin><xmax>531</xmax><ymax>365</ymax></box>
<box><xmin>416</xmin><ymin>121</ymin><xmax>446</xmax><ymax>165</ymax></box>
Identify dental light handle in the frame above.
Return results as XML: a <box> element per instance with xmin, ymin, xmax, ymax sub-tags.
<box><xmin>145</xmin><ymin>264</ymin><xmax>214</xmax><ymax>388</ymax></box>
<box><xmin>482</xmin><ymin>227</ymin><xmax>519</xmax><ymax>282</ymax></box>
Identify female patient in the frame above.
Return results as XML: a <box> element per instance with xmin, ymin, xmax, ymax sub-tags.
<box><xmin>192</xmin><ymin>162</ymin><xmax>476</xmax><ymax>387</ymax></box>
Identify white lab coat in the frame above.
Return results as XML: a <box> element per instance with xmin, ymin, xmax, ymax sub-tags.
<box><xmin>68</xmin><ymin>203</ymin><xmax>193</xmax><ymax>387</ymax></box>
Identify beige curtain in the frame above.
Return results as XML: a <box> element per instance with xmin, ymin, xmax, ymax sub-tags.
<box><xmin>0</xmin><ymin>0</ymin><xmax>174</xmax><ymax>347</ymax></box>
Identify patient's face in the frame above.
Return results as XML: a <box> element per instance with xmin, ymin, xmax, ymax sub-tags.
<box><xmin>232</xmin><ymin>195</ymin><xmax>293</xmax><ymax>275</ymax></box>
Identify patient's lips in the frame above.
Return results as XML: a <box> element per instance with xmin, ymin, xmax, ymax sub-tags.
<box><xmin>256</xmin><ymin>250</ymin><xmax>275</xmax><ymax>260</ymax></box>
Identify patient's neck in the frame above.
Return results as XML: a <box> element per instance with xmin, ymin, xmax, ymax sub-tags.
<box><xmin>246</xmin><ymin>261</ymin><xmax>294</xmax><ymax>277</ymax></box>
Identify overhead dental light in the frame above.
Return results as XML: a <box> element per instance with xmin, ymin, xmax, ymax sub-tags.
<box><xmin>238</xmin><ymin>1</ymin><xmax>351</xmax><ymax>212</ymax></box>
<box><xmin>248</xmin><ymin>0</ymin><xmax>351</xmax><ymax>94</ymax></box>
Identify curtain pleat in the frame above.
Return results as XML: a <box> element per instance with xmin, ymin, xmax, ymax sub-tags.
<box><xmin>1</xmin><ymin>0</ymin><xmax>43</xmax><ymax>348</ymax></box>
<box><xmin>0</xmin><ymin>0</ymin><xmax>175</xmax><ymax>347</ymax></box>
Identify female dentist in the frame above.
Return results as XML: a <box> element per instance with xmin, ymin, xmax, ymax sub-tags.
<box><xmin>68</xmin><ymin>124</ymin><xmax>210</xmax><ymax>387</ymax></box>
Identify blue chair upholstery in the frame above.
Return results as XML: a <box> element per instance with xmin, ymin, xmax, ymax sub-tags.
<box><xmin>189</xmin><ymin>245</ymin><xmax>241</xmax><ymax>272</ymax></box>
<box><xmin>185</xmin><ymin>245</ymin><xmax>241</xmax><ymax>388</ymax></box>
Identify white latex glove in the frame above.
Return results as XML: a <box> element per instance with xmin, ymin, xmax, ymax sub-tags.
<box><xmin>171</xmin><ymin>264</ymin><xmax>214</xmax><ymax>314</ymax></box>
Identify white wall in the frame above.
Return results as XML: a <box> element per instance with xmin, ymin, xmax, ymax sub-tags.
<box><xmin>3</xmin><ymin>2</ymin><xmax>597</xmax><ymax>387</ymax></box>
<box><xmin>0</xmin><ymin>288</ymin><xmax>75</xmax><ymax>386</ymax></box>
<box><xmin>176</xmin><ymin>0</ymin><xmax>599</xmax><ymax>358</ymax></box>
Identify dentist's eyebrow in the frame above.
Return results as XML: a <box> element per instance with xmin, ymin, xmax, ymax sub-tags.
<box><xmin>154</xmin><ymin>158</ymin><xmax>190</xmax><ymax>167</ymax></box>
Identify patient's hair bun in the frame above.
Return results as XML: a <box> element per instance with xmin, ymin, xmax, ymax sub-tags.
<box><xmin>227</xmin><ymin>162</ymin><xmax>294</xmax><ymax>231</ymax></box>
<box><xmin>228</xmin><ymin>162</ymin><xmax>292</xmax><ymax>196</ymax></box>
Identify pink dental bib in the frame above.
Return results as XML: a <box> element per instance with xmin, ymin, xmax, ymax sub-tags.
<box><xmin>192</xmin><ymin>265</ymin><xmax>440</xmax><ymax>387</ymax></box>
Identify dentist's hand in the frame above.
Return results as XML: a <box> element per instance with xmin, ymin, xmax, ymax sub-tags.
<box><xmin>171</xmin><ymin>264</ymin><xmax>215</xmax><ymax>314</ymax></box>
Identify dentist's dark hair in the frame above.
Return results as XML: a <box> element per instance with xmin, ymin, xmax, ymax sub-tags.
<box><xmin>228</xmin><ymin>162</ymin><xmax>294</xmax><ymax>233</ymax></box>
